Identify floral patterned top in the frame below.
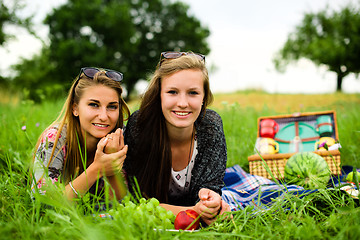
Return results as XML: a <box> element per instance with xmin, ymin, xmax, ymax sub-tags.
<box><xmin>32</xmin><ymin>125</ymin><xmax>104</xmax><ymax>196</ymax></box>
<box><xmin>32</xmin><ymin>126</ymin><xmax>67</xmax><ymax>195</ymax></box>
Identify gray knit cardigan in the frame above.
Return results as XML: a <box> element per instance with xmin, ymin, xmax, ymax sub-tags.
<box><xmin>124</xmin><ymin>109</ymin><xmax>227</xmax><ymax>206</ymax></box>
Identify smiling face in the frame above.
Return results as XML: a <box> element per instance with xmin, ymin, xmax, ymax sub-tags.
<box><xmin>160</xmin><ymin>69</ymin><xmax>205</xmax><ymax>133</ymax></box>
<box><xmin>73</xmin><ymin>85</ymin><xmax>120</xmax><ymax>145</ymax></box>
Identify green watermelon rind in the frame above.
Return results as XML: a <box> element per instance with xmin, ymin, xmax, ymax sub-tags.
<box><xmin>284</xmin><ymin>152</ymin><xmax>331</xmax><ymax>189</ymax></box>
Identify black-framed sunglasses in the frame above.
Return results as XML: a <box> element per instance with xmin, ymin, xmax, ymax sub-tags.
<box><xmin>77</xmin><ymin>67</ymin><xmax>123</xmax><ymax>82</ymax></box>
<box><xmin>159</xmin><ymin>51</ymin><xmax>205</xmax><ymax>65</ymax></box>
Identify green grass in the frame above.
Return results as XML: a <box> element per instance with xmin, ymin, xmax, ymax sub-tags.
<box><xmin>1</xmin><ymin>92</ymin><xmax>360</xmax><ymax>239</ymax></box>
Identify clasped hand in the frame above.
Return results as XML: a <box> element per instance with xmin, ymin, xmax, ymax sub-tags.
<box><xmin>194</xmin><ymin>188</ymin><xmax>231</xmax><ymax>225</ymax></box>
<box><xmin>93</xmin><ymin>128</ymin><xmax>127</xmax><ymax>177</ymax></box>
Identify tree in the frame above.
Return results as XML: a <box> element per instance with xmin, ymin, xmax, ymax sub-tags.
<box><xmin>273</xmin><ymin>3</ymin><xmax>360</xmax><ymax>92</ymax></box>
<box><xmin>0</xmin><ymin>0</ymin><xmax>33</xmax><ymax>85</ymax></box>
<box><xmin>0</xmin><ymin>0</ymin><xmax>32</xmax><ymax>45</ymax></box>
<box><xmin>14</xmin><ymin>0</ymin><xmax>210</xmax><ymax>100</ymax></box>
<box><xmin>12</xmin><ymin>47</ymin><xmax>64</xmax><ymax>102</ymax></box>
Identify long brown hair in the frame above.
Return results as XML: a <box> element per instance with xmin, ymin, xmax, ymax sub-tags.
<box><xmin>33</xmin><ymin>70</ymin><xmax>130</xmax><ymax>184</ymax></box>
<box><xmin>130</xmin><ymin>54</ymin><xmax>213</xmax><ymax>202</ymax></box>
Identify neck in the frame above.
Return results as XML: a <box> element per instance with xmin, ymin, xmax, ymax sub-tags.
<box><xmin>81</xmin><ymin>132</ymin><xmax>99</xmax><ymax>156</ymax></box>
<box><xmin>168</xmin><ymin>125</ymin><xmax>194</xmax><ymax>145</ymax></box>
<box><xmin>84</xmin><ymin>140</ymin><xmax>97</xmax><ymax>166</ymax></box>
<box><xmin>169</xmin><ymin>125</ymin><xmax>195</xmax><ymax>171</ymax></box>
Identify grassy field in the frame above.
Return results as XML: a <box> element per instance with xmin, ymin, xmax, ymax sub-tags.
<box><xmin>1</xmin><ymin>91</ymin><xmax>360</xmax><ymax>239</ymax></box>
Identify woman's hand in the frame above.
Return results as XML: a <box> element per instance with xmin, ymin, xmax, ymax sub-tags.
<box><xmin>92</xmin><ymin>136</ymin><xmax>128</xmax><ymax>177</ymax></box>
<box><xmin>219</xmin><ymin>200</ymin><xmax>231</xmax><ymax>215</ymax></box>
<box><xmin>194</xmin><ymin>188</ymin><xmax>231</xmax><ymax>225</ymax></box>
<box><xmin>104</xmin><ymin>128</ymin><xmax>124</xmax><ymax>154</ymax></box>
<box><xmin>99</xmin><ymin>129</ymin><xmax>128</xmax><ymax>200</ymax></box>
<box><xmin>194</xmin><ymin>188</ymin><xmax>221</xmax><ymax>224</ymax></box>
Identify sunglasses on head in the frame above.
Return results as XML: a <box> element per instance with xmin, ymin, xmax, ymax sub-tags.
<box><xmin>159</xmin><ymin>51</ymin><xmax>205</xmax><ymax>65</ymax></box>
<box><xmin>77</xmin><ymin>67</ymin><xmax>123</xmax><ymax>82</ymax></box>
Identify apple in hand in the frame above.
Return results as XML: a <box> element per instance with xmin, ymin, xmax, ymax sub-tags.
<box><xmin>174</xmin><ymin>209</ymin><xmax>200</xmax><ymax>230</ymax></box>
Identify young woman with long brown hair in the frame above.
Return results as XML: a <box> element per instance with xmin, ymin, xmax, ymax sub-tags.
<box><xmin>123</xmin><ymin>52</ymin><xmax>230</xmax><ymax>224</ymax></box>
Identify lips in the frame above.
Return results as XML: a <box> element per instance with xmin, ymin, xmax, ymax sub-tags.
<box><xmin>92</xmin><ymin>123</ymin><xmax>109</xmax><ymax>128</ymax></box>
<box><xmin>173</xmin><ymin>111</ymin><xmax>191</xmax><ymax>116</ymax></box>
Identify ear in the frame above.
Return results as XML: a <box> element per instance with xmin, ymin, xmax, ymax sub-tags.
<box><xmin>72</xmin><ymin>104</ymin><xmax>79</xmax><ymax>117</ymax></box>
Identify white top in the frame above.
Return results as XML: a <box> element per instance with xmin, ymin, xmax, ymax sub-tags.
<box><xmin>169</xmin><ymin>139</ymin><xmax>198</xmax><ymax>197</ymax></box>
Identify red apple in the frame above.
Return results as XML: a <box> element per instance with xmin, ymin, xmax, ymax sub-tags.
<box><xmin>174</xmin><ymin>209</ymin><xmax>200</xmax><ymax>230</ymax></box>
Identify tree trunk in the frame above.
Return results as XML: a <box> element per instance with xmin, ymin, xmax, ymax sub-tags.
<box><xmin>336</xmin><ymin>73</ymin><xmax>343</xmax><ymax>92</ymax></box>
<box><xmin>124</xmin><ymin>77</ymin><xmax>137</xmax><ymax>101</ymax></box>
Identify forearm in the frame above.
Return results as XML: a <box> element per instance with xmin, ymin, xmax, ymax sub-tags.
<box><xmin>159</xmin><ymin>203</ymin><xmax>195</xmax><ymax>216</ymax></box>
<box><xmin>107</xmin><ymin>173</ymin><xmax>128</xmax><ymax>200</ymax></box>
<box><xmin>64</xmin><ymin>164</ymin><xmax>101</xmax><ymax>200</ymax></box>
<box><xmin>160</xmin><ymin>200</ymin><xmax>220</xmax><ymax>225</ymax></box>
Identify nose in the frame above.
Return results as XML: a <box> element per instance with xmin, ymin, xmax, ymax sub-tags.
<box><xmin>98</xmin><ymin>107</ymin><xmax>108</xmax><ymax>121</ymax></box>
<box><xmin>177</xmin><ymin>93</ymin><xmax>189</xmax><ymax>108</ymax></box>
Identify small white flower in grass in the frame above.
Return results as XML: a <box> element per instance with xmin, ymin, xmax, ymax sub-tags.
<box><xmin>21</xmin><ymin>125</ymin><xmax>26</xmax><ymax>131</ymax></box>
<box><xmin>36</xmin><ymin>122</ymin><xmax>40</xmax><ymax>127</ymax></box>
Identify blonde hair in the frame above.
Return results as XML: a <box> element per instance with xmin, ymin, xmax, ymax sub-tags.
<box><xmin>33</xmin><ymin>71</ymin><xmax>130</xmax><ymax>184</ymax></box>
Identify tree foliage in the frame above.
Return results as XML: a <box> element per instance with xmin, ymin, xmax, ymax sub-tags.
<box><xmin>12</xmin><ymin>47</ymin><xmax>66</xmax><ymax>102</ymax></box>
<box><xmin>0</xmin><ymin>0</ymin><xmax>32</xmax><ymax>45</ymax></box>
<box><xmin>13</xmin><ymin>0</ymin><xmax>210</xmax><ymax>101</ymax></box>
<box><xmin>273</xmin><ymin>3</ymin><xmax>360</xmax><ymax>92</ymax></box>
<box><xmin>0</xmin><ymin>0</ymin><xmax>33</xmax><ymax>86</ymax></box>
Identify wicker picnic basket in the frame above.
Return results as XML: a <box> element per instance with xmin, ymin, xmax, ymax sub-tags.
<box><xmin>248</xmin><ymin>110</ymin><xmax>341</xmax><ymax>179</ymax></box>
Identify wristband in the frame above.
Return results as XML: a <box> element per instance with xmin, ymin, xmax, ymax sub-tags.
<box><xmin>69</xmin><ymin>181</ymin><xmax>78</xmax><ymax>196</ymax></box>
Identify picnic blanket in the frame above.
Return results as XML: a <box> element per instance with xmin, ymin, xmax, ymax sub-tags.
<box><xmin>221</xmin><ymin>165</ymin><xmax>359</xmax><ymax>211</ymax></box>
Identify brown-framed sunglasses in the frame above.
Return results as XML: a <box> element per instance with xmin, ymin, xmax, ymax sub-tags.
<box><xmin>77</xmin><ymin>67</ymin><xmax>123</xmax><ymax>83</ymax></box>
<box><xmin>159</xmin><ymin>51</ymin><xmax>205</xmax><ymax>65</ymax></box>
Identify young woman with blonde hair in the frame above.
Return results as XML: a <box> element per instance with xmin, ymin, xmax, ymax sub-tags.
<box><xmin>32</xmin><ymin>67</ymin><xmax>130</xmax><ymax>201</ymax></box>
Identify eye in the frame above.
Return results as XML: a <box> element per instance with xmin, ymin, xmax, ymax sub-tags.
<box><xmin>89</xmin><ymin>102</ymin><xmax>99</xmax><ymax>108</ymax></box>
<box><xmin>189</xmin><ymin>91</ymin><xmax>199</xmax><ymax>95</ymax></box>
<box><xmin>167</xmin><ymin>90</ymin><xmax>177</xmax><ymax>95</ymax></box>
<box><xmin>108</xmin><ymin>104</ymin><xmax>118</xmax><ymax>110</ymax></box>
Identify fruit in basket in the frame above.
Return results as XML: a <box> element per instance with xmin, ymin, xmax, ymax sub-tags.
<box><xmin>284</xmin><ymin>152</ymin><xmax>330</xmax><ymax>189</ymax></box>
<box><xmin>174</xmin><ymin>209</ymin><xmax>200</xmax><ymax>230</ymax></box>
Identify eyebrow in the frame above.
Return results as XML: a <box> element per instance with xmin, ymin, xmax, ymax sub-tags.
<box><xmin>188</xmin><ymin>87</ymin><xmax>201</xmax><ymax>91</ymax></box>
<box><xmin>89</xmin><ymin>99</ymin><xmax>119</xmax><ymax>104</ymax></box>
<box><xmin>166</xmin><ymin>86</ymin><xmax>201</xmax><ymax>90</ymax></box>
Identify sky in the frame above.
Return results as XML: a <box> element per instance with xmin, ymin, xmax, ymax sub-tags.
<box><xmin>1</xmin><ymin>0</ymin><xmax>360</xmax><ymax>94</ymax></box>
